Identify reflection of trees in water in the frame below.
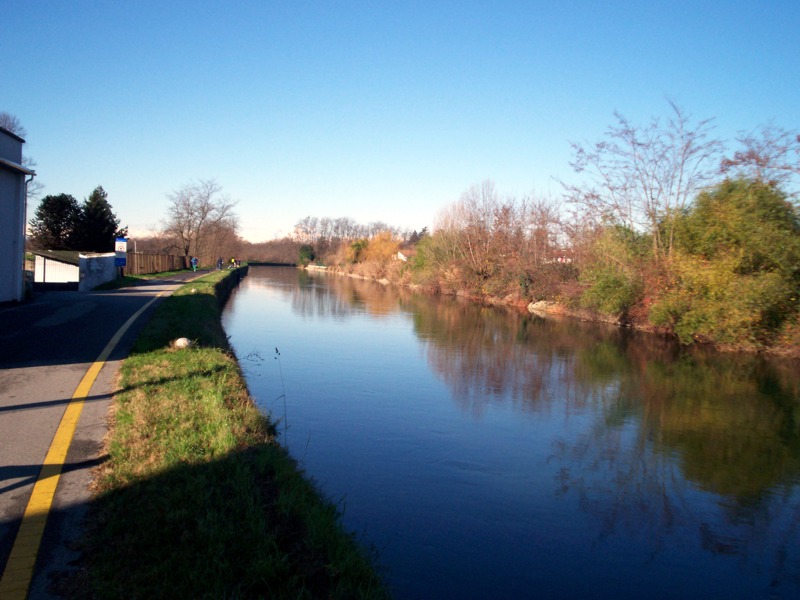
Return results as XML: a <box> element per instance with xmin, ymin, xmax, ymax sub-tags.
<box><xmin>402</xmin><ymin>287</ymin><xmax>800</xmax><ymax>496</ymax></box>
<box><xmin>245</xmin><ymin>267</ymin><xmax>407</xmax><ymax>322</ymax></box>
<box><xmin>554</xmin><ymin>413</ymin><xmax>800</xmax><ymax>588</ymax></box>
<box><xmin>552</xmin><ymin>346</ymin><xmax>800</xmax><ymax>589</ymax></box>
<box><xmin>403</xmin><ymin>297</ymin><xmax>543</xmax><ymax>416</ymax></box>
<box><xmin>640</xmin><ymin>356</ymin><xmax>800</xmax><ymax>498</ymax></box>
<box><xmin>397</xmin><ymin>286</ymin><xmax>800</xmax><ymax>587</ymax></box>
<box><xmin>406</xmin><ymin>296</ymin><xmax>652</xmax><ymax>417</ymax></box>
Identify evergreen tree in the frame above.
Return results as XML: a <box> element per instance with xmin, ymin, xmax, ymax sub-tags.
<box><xmin>28</xmin><ymin>193</ymin><xmax>81</xmax><ymax>250</ymax></box>
<box><xmin>74</xmin><ymin>185</ymin><xmax>124</xmax><ymax>251</ymax></box>
<box><xmin>28</xmin><ymin>186</ymin><xmax>126</xmax><ymax>251</ymax></box>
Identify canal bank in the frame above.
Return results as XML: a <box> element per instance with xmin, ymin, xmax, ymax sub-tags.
<box><xmin>318</xmin><ymin>263</ymin><xmax>800</xmax><ymax>360</ymax></box>
<box><xmin>80</xmin><ymin>268</ymin><xmax>387</xmax><ymax>599</ymax></box>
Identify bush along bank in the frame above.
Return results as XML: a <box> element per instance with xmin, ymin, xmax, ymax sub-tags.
<box><xmin>84</xmin><ymin>268</ymin><xmax>388</xmax><ymax>599</ymax></box>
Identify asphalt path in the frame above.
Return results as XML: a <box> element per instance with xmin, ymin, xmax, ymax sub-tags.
<box><xmin>0</xmin><ymin>271</ymin><xmax>205</xmax><ymax>598</ymax></box>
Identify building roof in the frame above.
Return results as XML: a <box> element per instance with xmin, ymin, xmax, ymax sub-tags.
<box><xmin>0</xmin><ymin>156</ymin><xmax>35</xmax><ymax>176</ymax></box>
<box><xmin>0</xmin><ymin>125</ymin><xmax>25</xmax><ymax>143</ymax></box>
<box><xmin>31</xmin><ymin>250</ymin><xmax>81</xmax><ymax>266</ymax></box>
<box><xmin>31</xmin><ymin>250</ymin><xmax>114</xmax><ymax>266</ymax></box>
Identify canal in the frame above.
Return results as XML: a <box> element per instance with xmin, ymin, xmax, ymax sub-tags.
<box><xmin>222</xmin><ymin>266</ymin><xmax>800</xmax><ymax>599</ymax></box>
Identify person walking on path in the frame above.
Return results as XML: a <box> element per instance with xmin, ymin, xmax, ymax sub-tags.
<box><xmin>191</xmin><ymin>256</ymin><xmax>198</xmax><ymax>272</ymax></box>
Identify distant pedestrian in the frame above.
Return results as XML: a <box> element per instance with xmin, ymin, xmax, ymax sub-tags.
<box><xmin>217</xmin><ymin>257</ymin><xmax>223</xmax><ymax>270</ymax></box>
<box><xmin>230</xmin><ymin>257</ymin><xmax>236</xmax><ymax>269</ymax></box>
<box><xmin>190</xmin><ymin>256</ymin><xmax>198</xmax><ymax>272</ymax></box>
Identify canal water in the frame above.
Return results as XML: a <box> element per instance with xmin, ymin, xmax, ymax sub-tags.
<box><xmin>222</xmin><ymin>266</ymin><xmax>800</xmax><ymax>599</ymax></box>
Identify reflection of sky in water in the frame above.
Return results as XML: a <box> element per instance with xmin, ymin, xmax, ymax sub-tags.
<box><xmin>223</xmin><ymin>267</ymin><xmax>800</xmax><ymax>600</ymax></box>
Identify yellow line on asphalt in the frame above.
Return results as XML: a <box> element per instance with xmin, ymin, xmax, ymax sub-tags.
<box><xmin>0</xmin><ymin>289</ymin><xmax>168</xmax><ymax>599</ymax></box>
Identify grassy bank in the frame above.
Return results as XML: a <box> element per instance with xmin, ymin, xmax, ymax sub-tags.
<box><xmin>85</xmin><ymin>269</ymin><xmax>388</xmax><ymax>599</ymax></box>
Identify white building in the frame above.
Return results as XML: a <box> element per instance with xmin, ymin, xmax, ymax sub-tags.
<box><xmin>0</xmin><ymin>126</ymin><xmax>35</xmax><ymax>303</ymax></box>
<box><xmin>31</xmin><ymin>250</ymin><xmax>119</xmax><ymax>292</ymax></box>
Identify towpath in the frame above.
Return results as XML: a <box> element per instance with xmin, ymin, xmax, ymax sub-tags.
<box><xmin>0</xmin><ymin>271</ymin><xmax>205</xmax><ymax>599</ymax></box>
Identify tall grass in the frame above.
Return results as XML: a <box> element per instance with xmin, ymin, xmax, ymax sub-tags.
<box><xmin>85</xmin><ymin>270</ymin><xmax>388</xmax><ymax>599</ymax></box>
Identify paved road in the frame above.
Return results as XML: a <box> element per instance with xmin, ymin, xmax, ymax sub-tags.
<box><xmin>0</xmin><ymin>272</ymin><xmax>204</xmax><ymax>598</ymax></box>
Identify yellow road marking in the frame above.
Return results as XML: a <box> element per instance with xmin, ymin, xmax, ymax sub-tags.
<box><xmin>0</xmin><ymin>289</ymin><xmax>168</xmax><ymax>599</ymax></box>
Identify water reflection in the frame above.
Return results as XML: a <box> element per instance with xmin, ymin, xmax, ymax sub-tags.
<box><xmin>225</xmin><ymin>267</ymin><xmax>800</xmax><ymax>597</ymax></box>
<box><xmin>402</xmin><ymin>287</ymin><xmax>800</xmax><ymax>500</ymax></box>
<box><xmin>245</xmin><ymin>268</ymin><xmax>405</xmax><ymax>321</ymax></box>
<box><xmin>407</xmin><ymin>288</ymin><xmax>800</xmax><ymax>585</ymax></box>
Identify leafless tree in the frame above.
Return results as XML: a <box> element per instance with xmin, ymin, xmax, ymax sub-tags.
<box><xmin>291</xmin><ymin>216</ymin><xmax>320</xmax><ymax>245</ymax></box>
<box><xmin>332</xmin><ymin>217</ymin><xmax>358</xmax><ymax>241</ymax></box>
<box><xmin>721</xmin><ymin>121</ymin><xmax>800</xmax><ymax>196</ymax></box>
<box><xmin>522</xmin><ymin>195</ymin><xmax>563</xmax><ymax>267</ymax></box>
<box><xmin>0</xmin><ymin>111</ymin><xmax>26</xmax><ymax>136</ymax></box>
<box><xmin>0</xmin><ymin>111</ymin><xmax>44</xmax><ymax>200</ymax></box>
<box><xmin>163</xmin><ymin>179</ymin><xmax>239</xmax><ymax>261</ymax></box>
<box><xmin>291</xmin><ymin>214</ymin><xmax>409</xmax><ymax>262</ymax></box>
<box><xmin>241</xmin><ymin>237</ymin><xmax>301</xmax><ymax>263</ymax></box>
<box><xmin>450</xmin><ymin>180</ymin><xmax>500</xmax><ymax>276</ymax></box>
<box><xmin>563</xmin><ymin>102</ymin><xmax>723</xmax><ymax>259</ymax></box>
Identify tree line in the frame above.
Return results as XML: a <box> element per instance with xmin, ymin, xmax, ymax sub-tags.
<box><xmin>28</xmin><ymin>186</ymin><xmax>126</xmax><ymax>252</ymax></box>
<box><xmin>297</xmin><ymin>103</ymin><xmax>800</xmax><ymax>353</ymax></box>
<box><xmin>10</xmin><ymin>104</ymin><xmax>800</xmax><ymax>352</ymax></box>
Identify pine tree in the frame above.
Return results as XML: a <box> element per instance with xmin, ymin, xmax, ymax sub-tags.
<box><xmin>28</xmin><ymin>194</ymin><xmax>81</xmax><ymax>250</ymax></box>
<box><xmin>74</xmin><ymin>186</ymin><xmax>124</xmax><ymax>251</ymax></box>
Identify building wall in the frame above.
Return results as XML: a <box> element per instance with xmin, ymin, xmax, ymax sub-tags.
<box><xmin>0</xmin><ymin>129</ymin><xmax>23</xmax><ymax>163</ymax></box>
<box><xmin>0</xmin><ymin>129</ymin><xmax>28</xmax><ymax>303</ymax></box>
<box><xmin>79</xmin><ymin>253</ymin><xmax>117</xmax><ymax>291</ymax></box>
<box><xmin>32</xmin><ymin>254</ymin><xmax>117</xmax><ymax>291</ymax></box>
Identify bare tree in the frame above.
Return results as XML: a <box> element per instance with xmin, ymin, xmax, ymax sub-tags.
<box><xmin>563</xmin><ymin>102</ymin><xmax>723</xmax><ymax>259</ymax></box>
<box><xmin>291</xmin><ymin>216</ymin><xmax>319</xmax><ymax>245</ymax></box>
<box><xmin>451</xmin><ymin>180</ymin><xmax>500</xmax><ymax>276</ymax></box>
<box><xmin>522</xmin><ymin>195</ymin><xmax>562</xmax><ymax>267</ymax></box>
<box><xmin>721</xmin><ymin>122</ymin><xmax>800</xmax><ymax>196</ymax></box>
<box><xmin>163</xmin><ymin>179</ymin><xmax>238</xmax><ymax>262</ymax></box>
<box><xmin>0</xmin><ymin>111</ymin><xmax>44</xmax><ymax>200</ymax></box>
<box><xmin>0</xmin><ymin>111</ymin><xmax>26</xmax><ymax>136</ymax></box>
<box><xmin>332</xmin><ymin>217</ymin><xmax>359</xmax><ymax>241</ymax></box>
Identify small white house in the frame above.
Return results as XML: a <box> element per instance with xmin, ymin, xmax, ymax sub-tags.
<box><xmin>32</xmin><ymin>250</ymin><xmax>118</xmax><ymax>291</ymax></box>
<box><xmin>33</xmin><ymin>251</ymin><xmax>80</xmax><ymax>288</ymax></box>
<box><xmin>0</xmin><ymin>126</ymin><xmax>35</xmax><ymax>303</ymax></box>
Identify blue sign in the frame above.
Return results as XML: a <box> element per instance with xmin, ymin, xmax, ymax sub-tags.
<box><xmin>115</xmin><ymin>237</ymin><xmax>128</xmax><ymax>267</ymax></box>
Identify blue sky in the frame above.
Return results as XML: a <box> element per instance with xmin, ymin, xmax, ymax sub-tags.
<box><xmin>3</xmin><ymin>1</ymin><xmax>799</xmax><ymax>241</ymax></box>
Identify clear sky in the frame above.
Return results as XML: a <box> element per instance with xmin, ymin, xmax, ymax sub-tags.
<box><xmin>3</xmin><ymin>1</ymin><xmax>799</xmax><ymax>242</ymax></box>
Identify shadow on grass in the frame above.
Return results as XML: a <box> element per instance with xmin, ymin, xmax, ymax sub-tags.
<box><xmin>66</xmin><ymin>444</ymin><xmax>388</xmax><ymax>600</ymax></box>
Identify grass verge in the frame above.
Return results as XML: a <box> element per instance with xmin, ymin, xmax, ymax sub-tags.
<box><xmin>84</xmin><ymin>269</ymin><xmax>388</xmax><ymax>599</ymax></box>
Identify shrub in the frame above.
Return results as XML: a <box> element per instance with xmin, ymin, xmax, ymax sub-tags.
<box><xmin>580</xmin><ymin>266</ymin><xmax>642</xmax><ymax>315</ymax></box>
<box><xmin>362</xmin><ymin>231</ymin><xmax>401</xmax><ymax>263</ymax></box>
<box><xmin>651</xmin><ymin>180</ymin><xmax>800</xmax><ymax>346</ymax></box>
<box><xmin>298</xmin><ymin>244</ymin><xmax>315</xmax><ymax>266</ymax></box>
<box><xmin>522</xmin><ymin>262</ymin><xmax>579</xmax><ymax>301</ymax></box>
